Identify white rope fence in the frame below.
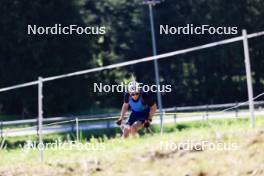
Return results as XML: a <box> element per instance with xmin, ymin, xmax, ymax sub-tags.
<box><xmin>2</xmin><ymin>90</ymin><xmax>264</xmax><ymax>135</ymax></box>
<box><xmin>218</xmin><ymin>92</ymin><xmax>264</xmax><ymax>114</ymax></box>
<box><xmin>0</xmin><ymin>29</ymin><xmax>264</xmax><ymax>162</ymax></box>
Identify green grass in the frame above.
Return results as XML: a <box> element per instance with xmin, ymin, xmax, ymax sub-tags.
<box><xmin>1</xmin><ymin>105</ymin><xmax>263</xmax><ymax>176</ymax></box>
<box><xmin>1</xmin><ymin>117</ymin><xmax>264</xmax><ymax>175</ymax></box>
<box><xmin>3</xmin><ymin>116</ymin><xmax>264</xmax><ymax>148</ymax></box>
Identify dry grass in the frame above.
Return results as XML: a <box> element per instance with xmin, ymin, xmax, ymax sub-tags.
<box><xmin>1</xmin><ymin>119</ymin><xmax>264</xmax><ymax>176</ymax></box>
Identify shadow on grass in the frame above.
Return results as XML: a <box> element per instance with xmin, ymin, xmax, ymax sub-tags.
<box><xmin>176</xmin><ymin>124</ymin><xmax>190</xmax><ymax>131</ymax></box>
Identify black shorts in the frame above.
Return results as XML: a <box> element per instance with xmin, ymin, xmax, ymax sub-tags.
<box><xmin>126</xmin><ymin>108</ymin><xmax>150</xmax><ymax>126</ymax></box>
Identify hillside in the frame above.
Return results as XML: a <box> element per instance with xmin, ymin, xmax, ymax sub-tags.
<box><xmin>0</xmin><ymin>118</ymin><xmax>264</xmax><ymax>176</ymax></box>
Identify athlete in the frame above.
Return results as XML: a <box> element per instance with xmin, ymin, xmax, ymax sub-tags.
<box><xmin>116</xmin><ymin>81</ymin><xmax>157</xmax><ymax>138</ymax></box>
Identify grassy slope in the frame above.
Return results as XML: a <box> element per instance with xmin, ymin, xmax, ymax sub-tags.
<box><xmin>0</xmin><ymin>117</ymin><xmax>264</xmax><ymax>176</ymax></box>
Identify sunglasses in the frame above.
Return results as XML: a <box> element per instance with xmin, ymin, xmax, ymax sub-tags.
<box><xmin>130</xmin><ymin>93</ymin><xmax>139</xmax><ymax>96</ymax></box>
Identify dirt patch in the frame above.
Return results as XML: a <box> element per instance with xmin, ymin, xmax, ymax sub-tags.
<box><xmin>185</xmin><ymin>171</ymin><xmax>214</xmax><ymax>176</ymax></box>
<box><xmin>247</xmin><ymin>130</ymin><xmax>264</xmax><ymax>146</ymax></box>
<box><xmin>244</xmin><ymin>162</ymin><xmax>264</xmax><ymax>176</ymax></box>
<box><xmin>0</xmin><ymin>170</ymin><xmax>12</xmax><ymax>176</ymax></box>
<box><xmin>138</xmin><ymin>142</ymin><xmax>205</xmax><ymax>161</ymax></box>
<box><xmin>136</xmin><ymin>149</ymin><xmax>178</xmax><ymax>162</ymax></box>
<box><xmin>191</xmin><ymin>144</ymin><xmax>204</xmax><ymax>152</ymax></box>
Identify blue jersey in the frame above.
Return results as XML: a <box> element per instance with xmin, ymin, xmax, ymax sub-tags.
<box><xmin>124</xmin><ymin>92</ymin><xmax>155</xmax><ymax>112</ymax></box>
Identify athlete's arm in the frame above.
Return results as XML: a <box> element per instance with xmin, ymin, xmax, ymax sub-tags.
<box><xmin>119</xmin><ymin>93</ymin><xmax>130</xmax><ymax>121</ymax></box>
<box><xmin>142</xmin><ymin>92</ymin><xmax>157</xmax><ymax>120</ymax></box>
<box><xmin>120</xmin><ymin>103</ymin><xmax>129</xmax><ymax>120</ymax></box>
<box><xmin>148</xmin><ymin>103</ymin><xmax>157</xmax><ymax>120</ymax></box>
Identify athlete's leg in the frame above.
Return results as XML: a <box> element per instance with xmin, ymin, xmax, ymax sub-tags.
<box><xmin>123</xmin><ymin>112</ymin><xmax>136</xmax><ymax>138</ymax></box>
<box><xmin>130</xmin><ymin>109</ymin><xmax>149</xmax><ymax>136</ymax></box>
<box><xmin>130</xmin><ymin>120</ymin><xmax>144</xmax><ymax>136</ymax></box>
<box><xmin>123</xmin><ymin>125</ymin><xmax>131</xmax><ymax>138</ymax></box>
